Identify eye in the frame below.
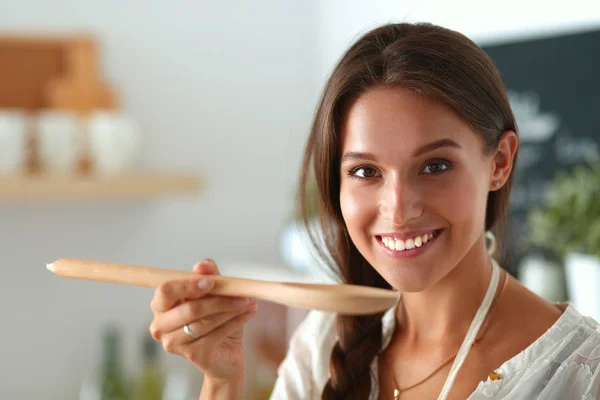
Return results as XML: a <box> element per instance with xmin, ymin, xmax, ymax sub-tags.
<box><xmin>421</xmin><ymin>160</ymin><xmax>451</xmax><ymax>175</ymax></box>
<box><xmin>349</xmin><ymin>166</ymin><xmax>380</xmax><ymax>179</ymax></box>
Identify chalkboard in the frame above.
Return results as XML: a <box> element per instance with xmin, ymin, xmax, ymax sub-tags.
<box><xmin>482</xmin><ymin>27</ymin><xmax>600</xmax><ymax>273</ymax></box>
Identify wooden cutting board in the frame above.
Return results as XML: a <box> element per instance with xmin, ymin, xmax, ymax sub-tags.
<box><xmin>43</xmin><ymin>37</ymin><xmax>117</xmax><ymax>114</ymax></box>
<box><xmin>0</xmin><ymin>34</ymin><xmax>117</xmax><ymax>113</ymax></box>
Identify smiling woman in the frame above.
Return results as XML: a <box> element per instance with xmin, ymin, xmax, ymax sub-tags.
<box><xmin>338</xmin><ymin>88</ymin><xmax>515</xmax><ymax>292</ymax></box>
<box><xmin>146</xmin><ymin>21</ymin><xmax>600</xmax><ymax>400</ymax></box>
<box><xmin>268</xmin><ymin>22</ymin><xmax>600</xmax><ymax>400</ymax></box>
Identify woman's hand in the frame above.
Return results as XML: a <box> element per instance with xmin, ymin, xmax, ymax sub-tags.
<box><xmin>149</xmin><ymin>259</ymin><xmax>258</xmax><ymax>382</ymax></box>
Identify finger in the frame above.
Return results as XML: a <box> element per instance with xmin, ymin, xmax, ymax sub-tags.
<box><xmin>198</xmin><ymin>304</ymin><xmax>258</xmax><ymax>346</ymax></box>
<box><xmin>153</xmin><ymin>296</ymin><xmax>256</xmax><ymax>335</ymax></box>
<box><xmin>168</xmin><ymin>302</ymin><xmax>257</xmax><ymax>345</ymax></box>
<box><xmin>193</xmin><ymin>259</ymin><xmax>220</xmax><ymax>275</ymax></box>
<box><xmin>159</xmin><ymin>303</ymin><xmax>258</xmax><ymax>356</ymax></box>
<box><xmin>181</xmin><ymin>306</ymin><xmax>259</xmax><ymax>363</ymax></box>
<box><xmin>151</xmin><ymin>277</ymin><xmax>215</xmax><ymax>313</ymax></box>
<box><xmin>181</xmin><ymin>259</ymin><xmax>220</xmax><ymax>303</ymax></box>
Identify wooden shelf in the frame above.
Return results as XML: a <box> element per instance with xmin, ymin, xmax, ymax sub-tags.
<box><xmin>0</xmin><ymin>173</ymin><xmax>202</xmax><ymax>202</ymax></box>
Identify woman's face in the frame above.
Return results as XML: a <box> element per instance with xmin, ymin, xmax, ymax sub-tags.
<box><xmin>339</xmin><ymin>86</ymin><xmax>499</xmax><ymax>292</ymax></box>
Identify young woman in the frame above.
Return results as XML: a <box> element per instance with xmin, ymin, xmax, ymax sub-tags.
<box><xmin>148</xmin><ymin>23</ymin><xmax>600</xmax><ymax>399</ymax></box>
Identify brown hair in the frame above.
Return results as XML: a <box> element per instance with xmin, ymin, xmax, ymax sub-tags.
<box><xmin>298</xmin><ymin>22</ymin><xmax>518</xmax><ymax>398</ymax></box>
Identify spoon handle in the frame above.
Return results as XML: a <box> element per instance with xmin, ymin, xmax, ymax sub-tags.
<box><xmin>47</xmin><ymin>258</ymin><xmax>273</xmax><ymax>296</ymax></box>
<box><xmin>47</xmin><ymin>258</ymin><xmax>399</xmax><ymax>315</ymax></box>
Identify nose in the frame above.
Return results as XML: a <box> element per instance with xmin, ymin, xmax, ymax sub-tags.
<box><xmin>378</xmin><ymin>177</ymin><xmax>423</xmax><ymax>226</ymax></box>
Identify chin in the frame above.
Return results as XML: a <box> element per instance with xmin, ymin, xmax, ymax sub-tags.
<box><xmin>380</xmin><ymin>267</ymin><xmax>438</xmax><ymax>293</ymax></box>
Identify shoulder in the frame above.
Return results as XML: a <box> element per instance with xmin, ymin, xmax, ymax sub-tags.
<box><xmin>285</xmin><ymin>309</ymin><xmax>339</xmax><ymax>368</ymax></box>
<box><xmin>270</xmin><ymin>306</ymin><xmax>398</xmax><ymax>400</ymax></box>
<box><xmin>287</xmin><ymin>309</ymin><xmax>339</xmax><ymax>370</ymax></box>
<box><xmin>539</xmin><ymin>305</ymin><xmax>600</xmax><ymax>395</ymax></box>
<box><xmin>565</xmin><ymin>307</ymin><xmax>600</xmax><ymax>362</ymax></box>
<box><xmin>554</xmin><ymin>306</ymin><xmax>600</xmax><ymax>366</ymax></box>
<box><xmin>522</xmin><ymin>302</ymin><xmax>600</xmax><ymax>364</ymax></box>
<box><xmin>491</xmin><ymin>304</ymin><xmax>600</xmax><ymax>398</ymax></box>
<box><xmin>533</xmin><ymin>303</ymin><xmax>600</xmax><ymax>359</ymax></box>
<box><xmin>270</xmin><ymin>310</ymin><xmax>339</xmax><ymax>399</ymax></box>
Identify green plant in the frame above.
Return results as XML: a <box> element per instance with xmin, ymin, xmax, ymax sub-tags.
<box><xmin>526</xmin><ymin>162</ymin><xmax>600</xmax><ymax>260</ymax></box>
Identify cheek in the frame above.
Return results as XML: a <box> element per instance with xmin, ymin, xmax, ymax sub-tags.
<box><xmin>428</xmin><ymin>172</ymin><xmax>488</xmax><ymax>230</ymax></box>
<box><xmin>339</xmin><ymin>184</ymin><xmax>376</xmax><ymax>234</ymax></box>
<box><xmin>339</xmin><ymin>185</ymin><xmax>360</xmax><ymax>225</ymax></box>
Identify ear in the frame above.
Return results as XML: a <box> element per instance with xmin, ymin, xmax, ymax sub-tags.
<box><xmin>490</xmin><ymin>130</ymin><xmax>518</xmax><ymax>191</ymax></box>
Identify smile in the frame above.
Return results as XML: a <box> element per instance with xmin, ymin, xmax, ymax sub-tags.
<box><xmin>376</xmin><ymin>229</ymin><xmax>443</xmax><ymax>259</ymax></box>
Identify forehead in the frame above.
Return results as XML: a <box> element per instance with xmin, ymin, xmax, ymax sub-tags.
<box><xmin>340</xmin><ymin>86</ymin><xmax>476</xmax><ymax>153</ymax></box>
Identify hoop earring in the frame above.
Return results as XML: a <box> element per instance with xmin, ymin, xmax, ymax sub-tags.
<box><xmin>486</xmin><ymin>231</ymin><xmax>497</xmax><ymax>256</ymax></box>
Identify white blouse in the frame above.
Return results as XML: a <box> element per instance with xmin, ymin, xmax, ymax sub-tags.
<box><xmin>271</xmin><ymin>302</ymin><xmax>600</xmax><ymax>399</ymax></box>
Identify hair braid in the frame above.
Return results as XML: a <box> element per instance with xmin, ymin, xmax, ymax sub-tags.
<box><xmin>298</xmin><ymin>21</ymin><xmax>518</xmax><ymax>399</ymax></box>
<box><xmin>321</xmin><ymin>235</ymin><xmax>390</xmax><ymax>399</ymax></box>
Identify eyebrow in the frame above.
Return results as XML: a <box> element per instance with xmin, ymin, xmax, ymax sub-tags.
<box><xmin>341</xmin><ymin>138</ymin><xmax>461</xmax><ymax>163</ymax></box>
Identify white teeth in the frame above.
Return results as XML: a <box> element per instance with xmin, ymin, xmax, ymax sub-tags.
<box><xmin>381</xmin><ymin>231</ymin><xmax>438</xmax><ymax>252</ymax></box>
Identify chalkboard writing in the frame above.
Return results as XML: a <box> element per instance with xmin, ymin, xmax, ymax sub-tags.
<box><xmin>482</xmin><ymin>27</ymin><xmax>600</xmax><ymax>272</ymax></box>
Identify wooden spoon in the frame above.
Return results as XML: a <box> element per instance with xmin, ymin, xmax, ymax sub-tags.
<box><xmin>47</xmin><ymin>258</ymin><xmax>399</xmax><ymax>315</ymax></box>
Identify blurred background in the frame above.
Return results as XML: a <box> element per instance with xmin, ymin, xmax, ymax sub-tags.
<box><xmin>0</xmin><ymin>1</ymin><xmax>599</xmax><ymax>399</ymax></box>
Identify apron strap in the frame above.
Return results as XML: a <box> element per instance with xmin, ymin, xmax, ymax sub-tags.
<box><xmin>437</xmin><ymin>259</ymin><xmax>501</xmax><ymax>400</ymax></box>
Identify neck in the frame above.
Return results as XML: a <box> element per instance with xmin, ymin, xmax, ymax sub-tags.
<box><xmin>395</xmin><ymin>234</ymin><xmax>494</xmax><ymax>346</ymax></box>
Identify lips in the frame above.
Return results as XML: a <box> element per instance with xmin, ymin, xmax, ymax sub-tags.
<box><xmin>376</xmin><ymin>229</ymin><xmax>443</xmax><ymax>258</ymax></box>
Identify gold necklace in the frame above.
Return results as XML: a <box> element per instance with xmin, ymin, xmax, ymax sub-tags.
<box><xmin>392</xmin><ymin>269</ymin><xmax>508</xmax><ymax>399</ymax></box>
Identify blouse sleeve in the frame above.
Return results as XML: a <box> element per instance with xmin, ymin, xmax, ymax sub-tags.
<box><xmin>537</xmin><ymin>322</ymin><xmax>600</xmax><ymax>399</ymax></box>
<box><xmin>489</xmin><ymin>316</ymin><xmax>600</xmax><ymax>399</ymax></box>
<box><xmin>269</xmin><ymin>310</ymin><xmax>338</xmax><ymax>400</ymax></box>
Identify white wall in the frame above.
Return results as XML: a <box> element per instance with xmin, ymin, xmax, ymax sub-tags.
<box><xmin>317</xmin><ymin>0</ymin><xmax>600</xmax><ymax>82</ymax></box>
<box><xmin>0</xmin><ymin>1</ymin><xmax>318</xmax><ymax>398</ymax></box>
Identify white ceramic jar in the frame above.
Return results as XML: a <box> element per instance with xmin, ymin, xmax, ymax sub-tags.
<box><xmin>87</xmin><ymin>111</ymin><xmax>141</xmax><ymax>175</ymax></box>
<box><xmin>0</xmin><ymin>109</ymin><xmax>29</xmax><ymax>174</ymax></box>
<box><xmin>36</xmin><ymin>110</ymin><xmax>82</xmax><ymax>174</ymax></box>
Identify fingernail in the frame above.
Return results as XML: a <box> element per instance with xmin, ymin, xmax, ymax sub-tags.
<box><xmin>232</xmin><ymin>297</ymin><xmax>249</xmax><ymax>307</ymax></box>
<box><xmin>198</xmin><ymin>280</ymin><xmax>213</xmax><ymax>291</ymax></box>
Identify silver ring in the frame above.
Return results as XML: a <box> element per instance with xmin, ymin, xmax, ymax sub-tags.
<box><xmin>183</xmin><ymin>324</ymin><xmax>201</xmax><ymax>339</ymax></box>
